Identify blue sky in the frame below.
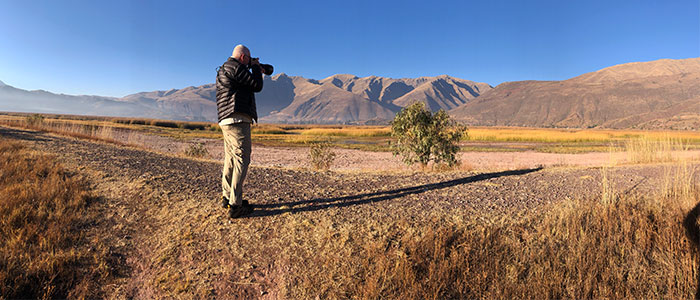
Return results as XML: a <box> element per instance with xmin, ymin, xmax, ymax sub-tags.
<box><xmin>1</xmin><ymin>0</ymin><xmax>698</xmax><ymax>97</ymax></box>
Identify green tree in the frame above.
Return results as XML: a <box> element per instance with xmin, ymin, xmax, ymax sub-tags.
<box><xmin>390</xmin><ymin>102</ymin><xmax>466</xmax><ymax>168</ymax></box>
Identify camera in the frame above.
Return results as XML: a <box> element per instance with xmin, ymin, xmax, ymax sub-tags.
<box><xmin>250</xmin><ymin>57</ymin><xmax>274</xmax><ymax>75</ymax></box>
<box><xmin>260</xmin><ymin>63</ymin><xmax>274</xmax><ymax>76</ymax></box>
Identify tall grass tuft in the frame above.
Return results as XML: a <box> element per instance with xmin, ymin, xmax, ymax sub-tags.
<box><xmin>0</xmin><ymin>140</ymin><xmax>109</xmax><ymax>299</ymax></box>
<box><xmin>308</xmin><ymin>141</ymin><xmax>336</xmax><ymax>171</ymax></box>
<box><xmin>625</xmin><ymin>136</ymin><xmax>689</xmax><ymax>164</ymax></box>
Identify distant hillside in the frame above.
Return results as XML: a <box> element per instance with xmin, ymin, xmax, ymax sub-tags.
<box><xmin>450</xmin><ymin>58</ymin><xmax>700</xmax><ymax>130</ymax></box>
<box><xmin>0</xmin><ymin>84</ymin><xmax>163</xmax><ymax>119</ymax></box>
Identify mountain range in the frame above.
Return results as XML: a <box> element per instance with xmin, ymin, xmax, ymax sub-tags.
<box><xmin>1</xmin><ymin>57</ymin><xmax>698</xmax><ymax>129</ymax></box>
<box><xmin>450</xmin><ymin>58</ymin><xmax>700</xmax><ymax>130</ymax></box>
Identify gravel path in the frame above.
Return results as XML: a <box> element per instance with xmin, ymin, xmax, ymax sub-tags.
<box><xmin>3</xmin><ymin>125</ymin><xmax>698</xmax><ymax>297</ymax></box>
<box><xmin>3</xmin><ymin>125</ymin><xmax>668</xmax><ymax>217</ymax></box>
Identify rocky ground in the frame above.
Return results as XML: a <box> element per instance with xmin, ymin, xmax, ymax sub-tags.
<box><xmin>2</xmin><ymin>125</ymin><xmax>698</xmax><ymax>298</ymax></box>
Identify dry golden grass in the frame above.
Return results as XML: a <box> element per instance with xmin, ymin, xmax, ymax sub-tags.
<box><xmin>625</xmin><ymin>136</ymin><xmax>690</xmax><ymax>164</ymax></box>
<box><xmin>468</xmin><ymin>127</ymin><xmax>700</xmax><ymax>143</ymax></box>
<box><xmin>299</xmin><ymin>127</ymin><xmax>391</xmax><ymax>137</ymax></box>
<box><xmin>0</xmin><ymin>140</ymin><xmax>109</xmax><ymax>299</ymax></box>
<box><xmin>4</xmin><ymin>115</ymin><xmax>699</xmax><ymax>297</ymax></box>
<box><xmin>274</xmin><ymin>161</ymin><xmax>699</xmax><ymax>299</ymax></box>
<box><xmin>0</xmin><ymin>112</ymin><xmax>218</xmax><ymax>132</ymax></box>
<box><xmin>0</xmin><ymin>116</ymin><xmax>126</xmax><ymax>146</ymax></box>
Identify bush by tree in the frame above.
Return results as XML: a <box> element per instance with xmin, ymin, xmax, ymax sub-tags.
<box><xmin>184</xmin><ymin>142</ymin><xmax>209</xmax><ymax>158</ymax></box>
<box><xmin>390</xmin><ymin>102</ymin><xmax>466</xmax><ymax>168</ymax></box>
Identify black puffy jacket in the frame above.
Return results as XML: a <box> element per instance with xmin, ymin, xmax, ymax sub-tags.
<box><xmin>216</xmin><ymin>57</ymin><xmax>263</xmax><ymax>122</ymax></box>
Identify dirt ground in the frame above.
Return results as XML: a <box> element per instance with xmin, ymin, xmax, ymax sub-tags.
<box><xmin>110</xmin><ymin>126</ymin><xmax>700</xmax><ymax>172</ymax></box>
<box><xmin>2</xmin><ymin>125</ymin><xmax>699</xmax><ymax>298</ymax></box>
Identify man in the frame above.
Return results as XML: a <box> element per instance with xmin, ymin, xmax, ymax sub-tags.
<box><xmin>216</xmin><ymin>44</ymin><xmax>263</xmax><ymax>218</ymax></box>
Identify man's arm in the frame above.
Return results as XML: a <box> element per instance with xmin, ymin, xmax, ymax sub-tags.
<box><xmin>233</xmin><ymin>64</ymin><xmax>263</xmax><ymax>92</ymax></box>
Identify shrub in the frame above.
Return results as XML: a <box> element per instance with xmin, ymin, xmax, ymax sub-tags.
<box><xmin>184</xmin><ymin>142</ymin><xmax>209</xmax><ymax>158</ymax></box>
<box><xmin>309</xmin><ymin>141</ymin><xmax>336</xmax><ymax>171</ymax></box>
<box><xmin>151</xmin><ymin>120</ymin><xmax>179</xmax><ymax>128</ymax></box>
<box><xmin>181</xmin><ymin>122</ymin><xmax>208</xmax><ymax>131</ymax></box>
<box><xmin>26</xmin><ymin>114</ymin><xmax>44</xmax><ymax>126</ymax></box>
<box><xmin>390</xmin><ymin>102</ymin><xmax>466</xmax><ymax>167</ymax></box>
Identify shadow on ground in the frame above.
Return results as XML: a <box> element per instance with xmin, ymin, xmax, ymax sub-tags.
<box><xmin>247</xmin><ymin>167</ymin><xmax>543</xmax><ymax>218</ymax></box>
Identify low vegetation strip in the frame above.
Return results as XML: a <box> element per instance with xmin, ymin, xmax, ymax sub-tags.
<box><xmin>0</xmin><ymin>140</ymin><xmax>108</xmax><ymax>299</ymax></box>
<box><xmin>467</xmin><ymin>127</ymin><xmax>700</xmax><ymax>144</ymax></box>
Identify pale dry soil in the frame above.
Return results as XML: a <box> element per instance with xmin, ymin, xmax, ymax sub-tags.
<box><xmin>112</xmin><ymin>126</ymin><xmax>700</xmax><ymax>171</ymax></box>
<box><xmin>2</xmin><ymin>125</ymin><xmax>699</xmax><ymax>298</ymax></box>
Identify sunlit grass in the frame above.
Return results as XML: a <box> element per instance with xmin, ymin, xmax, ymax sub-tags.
<box><xmin>467</xmin><ymin>127</ymin><xmax>700</xmax><ymax>143</ymax></box>
<box><xmin>625</xmin><ymin>136</ymin><xmax>690</xmax><ymax>164</ymax></box>
<box><xmin>298</xmin><ymin>127</ymin><xmax>391</xmax><ymax>137</ymax></box>
<box><xmin>283</xmin><ymin>160</ymin><xmax>699</xmax><ymax>299</ymax></box>
<box><xmin>0</xmin><ymin>140</ymin><xmax>109</xmax><ymax>299</ymax></box>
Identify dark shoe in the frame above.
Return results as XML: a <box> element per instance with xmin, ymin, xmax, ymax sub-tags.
<box><xmin>228</xmin><ymin>203</ymin><xmax>253</xmax><ymax>218</ymax></box>
<box><xmin>223</xmin><ymin>196</ymin><xmax>250</xmax><ymax>209</ymax></box>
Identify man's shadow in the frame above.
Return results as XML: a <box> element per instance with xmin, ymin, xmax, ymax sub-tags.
<box><xmin>244</xmin><ymin>167</ymin><xmax>543</xmax><ymax>218</ymax></box>
<box><xmin>684</xmin><ymin>202</ymin><xmax>700</xmax><ymax>299</ymax></box>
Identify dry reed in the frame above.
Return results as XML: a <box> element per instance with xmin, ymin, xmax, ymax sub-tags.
<box><xmin>625</xmin><ymin>136</ymin><xmax>689</xmax><ymax>164</ymax></box>
<box><xmin>468</xmin><ymin>127</ymin><xmax>700</xmax><ymax>144</ymax></box>
<box><xmin>0</xmin><ymin>140</ymin><xmax>109</xmax><ymax>299</ymax></box>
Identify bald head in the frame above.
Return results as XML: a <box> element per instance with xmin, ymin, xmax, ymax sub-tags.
<box><xmin>231</xmin><ymin>45</ymin><xmax>250</xmax><ymax>63</ymax></box>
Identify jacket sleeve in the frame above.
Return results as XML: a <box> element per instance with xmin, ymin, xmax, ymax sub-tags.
<box><xmin>233</xmin><ymin>64</ymin><xmax>264</xmax><ymax>92</ymax></box>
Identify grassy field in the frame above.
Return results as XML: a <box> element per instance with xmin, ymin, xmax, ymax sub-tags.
<box><xmin>3</xmin><ymin>112</ymin><xmax>700</xmax><ymax>154</ymax></box>
<box><xmin>3</xmin><ymin>113</ymin><xmax>700</xmax><ymax>297</ymax></box>
<box><xmin>283</xmin><ymin>174</ymin><xmax>699</xmax><ymax>298</ymax></box>
<box><xmin>4</xmin><ymin>136</ymin><xmax>699</xmax><ymax>297</ymax></box>
<box><xmin>0</xmin><ymin>140</ymin><xmax>109</xmax><ymax>299</ymax></box>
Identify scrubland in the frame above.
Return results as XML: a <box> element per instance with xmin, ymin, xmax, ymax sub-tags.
<box><xmin>284</xmin><ymin>164</ymin><xmax>699</xmax><ymax>299</ymax></box>
<box><xmin>2</xmin><ymin>113</ymin><xmax>700</xmax><ymax>298</ymax></box>
<box><xmin>0</xmin><ymin>140</ymin><xmax>109</xmax><ymax>299</ymax></box>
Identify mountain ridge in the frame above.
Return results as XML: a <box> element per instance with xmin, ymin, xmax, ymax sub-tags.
<box><xmin>1</xmin><ymin>57</ymin><xmax>699</xmax><ymax>129</ymax></box>
<box><xmin>449</xmin><ymin>57</ymin><xmax>700</xmax><ymax>130</ymax></box>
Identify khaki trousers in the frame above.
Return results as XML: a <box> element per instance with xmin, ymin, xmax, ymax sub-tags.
<box><xmin>221</xmin><ymin>122</ymin><xmax>251</xmax><ymax>206</ymax></box>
